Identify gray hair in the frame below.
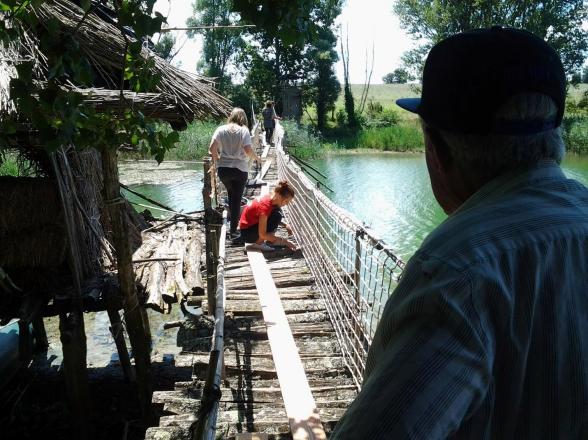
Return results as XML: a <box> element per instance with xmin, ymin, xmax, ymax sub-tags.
<box><xmin>428</xmin><ymin>93</ymin><xmax>565</xmax><ymax>177</ymax></box>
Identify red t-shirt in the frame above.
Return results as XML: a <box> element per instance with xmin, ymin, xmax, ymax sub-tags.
<box><xmin>239</xmin><ymin>195</ymin><xmax>274</xmax><ymax>229</ymax></box>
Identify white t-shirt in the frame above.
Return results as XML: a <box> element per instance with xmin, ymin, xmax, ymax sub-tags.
<box><xmin>212</xmin><ymin>124</ymin><xmax>252</xmax><ymax>173</ymax></box>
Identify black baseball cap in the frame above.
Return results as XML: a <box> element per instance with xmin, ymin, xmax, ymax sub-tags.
<box><xmin>396</xmin><ymin>26</ymin><xmax>566</xmax><ymax>135</ymax></box>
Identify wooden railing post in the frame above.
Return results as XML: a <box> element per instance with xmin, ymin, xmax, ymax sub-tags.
<box><xmin>203</xmin><ymin>158</ymin><xmax>219</xmax><ymax>315</ymax></box>
<box><xmin>101</xmin><ymin>148</ymin><xmax>153</xmax><ymax>423</ymax></box>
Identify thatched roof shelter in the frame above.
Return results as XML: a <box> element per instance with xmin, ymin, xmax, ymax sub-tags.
<box><xmin>0</xmin><ymin>0</ymin><xmax>231</xmax><ymax>128</ymax></box>
<box><xmin>0</xmin><ymin>0</ymin><xmax>229</xmax><ymax>315</ymax></box>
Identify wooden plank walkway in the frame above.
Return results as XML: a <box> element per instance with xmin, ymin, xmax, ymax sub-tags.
<box><xmin>247</xmin><ymin>248</ymin><xmax>326</xmax><ymax>439</ymax></box>
<box><xmin>145</xmin><ymin>143</ymin><xmax>355</xmax><ymax>439</ymax></box>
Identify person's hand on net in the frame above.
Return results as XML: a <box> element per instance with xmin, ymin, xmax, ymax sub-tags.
<box><xmin>285</xmin><ymin>224</ymin><xmax>293</xmax><ymax>236</ymax></box>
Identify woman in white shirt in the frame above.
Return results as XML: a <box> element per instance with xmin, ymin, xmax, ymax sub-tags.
<box><xmin>209</xmin><ymin>108</ymin><xmax>261</xmax><ymax>237</ymax></box>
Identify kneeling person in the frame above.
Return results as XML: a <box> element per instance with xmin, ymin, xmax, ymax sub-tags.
<box><xmin>239</xmin><ymin>180</ymin><xmax>297</xmax><ymax>251</ymax></box>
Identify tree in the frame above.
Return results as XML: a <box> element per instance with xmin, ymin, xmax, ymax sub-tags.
<box><xmin>582</xmin><ymin>65</ymin><xmax>588</xmax><ymax>84</ymax></box>
<box><xmin>186</xmin><ymin>0</ymin><xmax>245</xmax><ymax>92</ymax></box>
<box><xmin>230</xmin><ymin>0</ymin><xmax>344</xmax><ymax>130</ymax></box>
<box><xmin>153</xmin><ymin>33</ymin><xmax>176</xmax><ymax>61</ymax></box>
<box><xmin>340</xmin><ymin>26</ymin><xmax>358</xmax><ymax>128</ymax></box>
<box><xmin>383</xmin><ymin>68</ymin><xmax>409</xmax><ymax>84</ymax></box>
<box><xmin>394</xmin><ymin>0</ymin><xmax>588</xmax><ymax>78</ymax></box>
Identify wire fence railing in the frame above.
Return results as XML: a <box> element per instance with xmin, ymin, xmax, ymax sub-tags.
<box><xmin>275</xmin><ymin>122</ymin><xmax>405</xmax><ymax>388</ymax></box>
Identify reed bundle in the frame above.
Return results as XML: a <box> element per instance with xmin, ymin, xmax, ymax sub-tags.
<box><xmin>0</xmin><ymin>176</ymin><xmax>67</xmax><ymax>268</ymax></box>
<box><xmin>33</xmin><ymin>0</ymin><xmax>231</xmax><ymax>121</ymax></box>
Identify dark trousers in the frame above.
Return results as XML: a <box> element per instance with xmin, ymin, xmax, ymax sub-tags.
<box><xmin>240</xmin><ymin>208</ymin><xmax>283</xmax><ymax>243</ymax></box>
<box><xmin>218</xmin><ymin>167</ymin><xmax>248</xmax><ymax>233</ymax></box>
<box><xmin>265</xmin><ymin>126</ymin><xmax>274</xmax><ymax>144</ymax></box>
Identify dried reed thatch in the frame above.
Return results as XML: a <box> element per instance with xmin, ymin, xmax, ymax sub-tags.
<box><xmin>34</xmin><ymin>0</ymin><xmax>231</xmax><ymax>121</ymax></box>
<box><xmin>0</xmin><ymin>0</ymin><xmax>231</xmax><ymax>127</ymax></box>
<box><xmin>0</xmin><ymin>176</ymin><xmax>67</xmax><ymax>268</ymax></box>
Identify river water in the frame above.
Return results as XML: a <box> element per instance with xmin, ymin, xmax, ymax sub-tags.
<box><xmin>118</xmin><ymin>153</ymin><xmax>588</xmax><ymax>262</ymax></box>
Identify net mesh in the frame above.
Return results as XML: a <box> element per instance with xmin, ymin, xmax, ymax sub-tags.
<box><xmin>275</xmin><ymin>127</ymin><xmax>405</xmax><ymax>387</ymax></box>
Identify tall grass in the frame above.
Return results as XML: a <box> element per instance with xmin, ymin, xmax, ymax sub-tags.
<box><xmin>0</xmin><ymin>155</ymin><xmax>19</xmax><ymax>176</ymax></box>
<box><xmin>0</xmin><ymin>151</ymin><xmax>24</xmax><ymax>176</ymax></box>
<box><xmin>173</xmin><ymin>120</ymin><xmax>217</xmax><ymax>160</ymax></box>
<box><xmin>356</xmin><ymin>124</ymin><xmax>424</xmax><ymax>151</ymax></box>
<box><xmin>281</xmin><ymin>120</ymin><xmax>330</xmax><ymax>159</ymax></box>
<box><xmin>120</xmin><ymin>121</ymin><xmax>218</xmax><ymax>161</ymax></box>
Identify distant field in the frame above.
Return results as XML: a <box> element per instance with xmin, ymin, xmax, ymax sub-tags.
<box><xmin>330</xmin><ymin>83</ymin><xmax>588</xmax><ymax>120</ymax></box>
<box><xmin>336</xmin><ymin>84</ymin><xmax>420</xmax><ymax>110</ymax></box>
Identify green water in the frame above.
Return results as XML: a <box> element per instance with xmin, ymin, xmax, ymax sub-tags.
<box><xmin>310</xmin><ymin>153</ymin><xmax>588</xmax><ymax>260</ymax></box>
<box><xmin>118</xmin><ymin>155</ymin><xmax>588</xmax><ymax>261</ymax></box>
<box><xmin>118</xmin><ymin>160</ymin><xmax>204</xmax><ymax>216</ymax></box>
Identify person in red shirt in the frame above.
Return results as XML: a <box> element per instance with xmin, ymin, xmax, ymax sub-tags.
<box><xmin>238</xmin><ymin>180</ymin><xmax>297</xmax><ymax>251</ymax></box>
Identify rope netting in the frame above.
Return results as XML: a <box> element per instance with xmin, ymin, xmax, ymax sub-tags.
<box><xmin>274</xmin><ymin>123</ymin><xmax>405</xmax><ymax>387</ymax></box>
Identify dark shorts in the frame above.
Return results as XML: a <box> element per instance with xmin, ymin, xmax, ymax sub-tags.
<box><xmin>240</xmin><ymin>208</ymin><xmax>283</xmax><ymax>243</ymax></box>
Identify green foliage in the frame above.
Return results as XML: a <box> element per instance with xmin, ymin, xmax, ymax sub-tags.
<box><xmin>0</xmin><ymin>0</ymin><xmax>179</xmax><ymax>163</ymax></box>
<box><xmin>394</xmin><ymin>0</ymin><xmax>588</xmax><ymax>78</ymax></box>
<box><xmin>153</xmin><ymin>33</ymin><xmax>176</xmax><ymax>61</ymax></box>
<box><xmin>281</xmin><ymin>120</ymin><xmax>326</xmax><ymax>159</ymax></box>
<box><xmin>0</xmin><ymin>151</ymin><xmax>19</xmax><ymax>176</ymax></box>
<box><xmin>563</xmin><ymin>90</ymin><xmax>588</xmax><ymax>154</ymax></box>
<box><xmin>302</xmin><ymin>13</ymin><xmax>341</xmax><ymax>131</ymax></box>
<box><xmin>232</xmin><ymin>0</ymin><xmax>336</xmax><ymax>46</ymax></box>
<box><xmin>343</xmin><ymin>82</ymin><xmax>358</xmax><ymax>128</ymax></box>
<box><xmin>364</xmin><ymin>100</ymin><xmax>400</xmax><ymax>128</ymax></box>
<box><xmin>187</xmin><ymin>0</ymin><xmax>244</xmax><ymax>92</ymax></box>
<box><xmin>357</xmin><ymin>124</ymin><xmax>423</xmax><ymax>151</ymax></box>
<box><xmin>121</xmin><ymin>121</ymin><xmax>218</xmax><ymax>160</ymax></box>
<box><xmin>216</xmin><ymin>0</ymin><xmax>344</xmax><ymax>132</ymax></box>
<box><xmin>335</xmin><ymin>109</ymin><xmax>346</xmax><ymax>126</ymax></box>
<box><xmin>240</xmin><ymin>45</ymin><xmax>279</xmax><ymax>106</ymax></box>
<box><xmin>383</xmin><ymin>68</ymin><xmax>409</xmax><ymax>84</ymax></box>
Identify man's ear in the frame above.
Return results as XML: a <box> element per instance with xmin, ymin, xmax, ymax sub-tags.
<box><xmin>424</xmin><ymin>126</ymin><xmax>453</xmax><ymax>171</ymax></box>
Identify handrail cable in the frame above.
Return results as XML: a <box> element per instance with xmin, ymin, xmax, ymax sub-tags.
<box><xmin>274</xmin><ymin>121</ymin><xmax>405</xmax><ymax>387</ymax></box>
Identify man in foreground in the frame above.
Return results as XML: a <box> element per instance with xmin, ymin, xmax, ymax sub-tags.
<box><xmin>331</xmin><ymin>27</ymin><xmax>588</xmax><ymax>439</ymax></box>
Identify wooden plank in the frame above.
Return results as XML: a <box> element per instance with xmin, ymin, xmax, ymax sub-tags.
<box><xmin>236</xmin><ymin>434</ymin><xmax>269</xmax><ymax>440</ymax></box>
<box><xmin>261</xmin><ymin>142</ymin><xmax>271</xmax><ymax>159</ymax></box>
<box><xmin>246</xmin><ymin>249</ymin><xmax>326</xmax><ymax>440</ymax></box>
<box><xmin>255</xmin><ymin>158</ymin><xmax>274</xmax><ymax>182</ymax></box>
<box><xmin>205</xmin><ymin>298</ymin><xmax>325</xmax><ymax>314</ymax></box>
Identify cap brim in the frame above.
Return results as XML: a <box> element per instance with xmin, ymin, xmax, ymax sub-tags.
<box><xmin>396</xmin><ymin>98</ymin><xmax>421</xmax><ymax>114</ymax></box>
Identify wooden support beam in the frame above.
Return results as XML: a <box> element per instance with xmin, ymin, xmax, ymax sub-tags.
<box><xmin>203</xmin><ymin>158</ymin><xmax>218</xmax><ymax>315</ymax></box>
<box><xmin>101</xmin><ymin>148</ymin><xmax>153</xmax><ymax>422</ymax></box>
<box><xmin>32</xmin><ymin>316</ymin><xmax>49</xmax><ymax>352</ymax></box>
<box><xmin>246</xmin><ymin>249</ymin><xmax>326</xmax><ymax>440</ymax></box>
<box><xmin>105</xmin><ymin>283</ymin><xmax>135</xmax><ymax>383</ymax></box>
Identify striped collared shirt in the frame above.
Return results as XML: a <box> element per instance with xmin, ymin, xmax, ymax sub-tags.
<box><xmin>332</xmin><ymin>162</ymin><xmax>588</xmax><ymax>439</ymax></box>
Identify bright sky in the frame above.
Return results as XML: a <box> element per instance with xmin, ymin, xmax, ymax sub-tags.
<box><xmin>153</xmin><ymin>0</ymin><xmax>413</xmax><ymax>84</ymax></box>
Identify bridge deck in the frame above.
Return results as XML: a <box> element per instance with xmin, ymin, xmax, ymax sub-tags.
<box><xmin>146</xmin><ymin>144</ymin><xmax>355</xmax><ymax>439</ymax></box>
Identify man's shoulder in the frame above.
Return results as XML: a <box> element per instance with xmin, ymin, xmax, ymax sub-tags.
<box><xmin>420</xmin><ymin>179</ymin><xmax>588</xmax><ymax>269</ymax></box>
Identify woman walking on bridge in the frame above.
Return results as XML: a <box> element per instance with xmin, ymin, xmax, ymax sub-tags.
<box><xmin>209</xmin><ymin>107</ymin><xmax>261</xmax><ymax>237</ymax></box>
<box><xmin>238</xmin><ymin>180</ymin><xmax>297</xmax><ymax>251</ymax></box>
